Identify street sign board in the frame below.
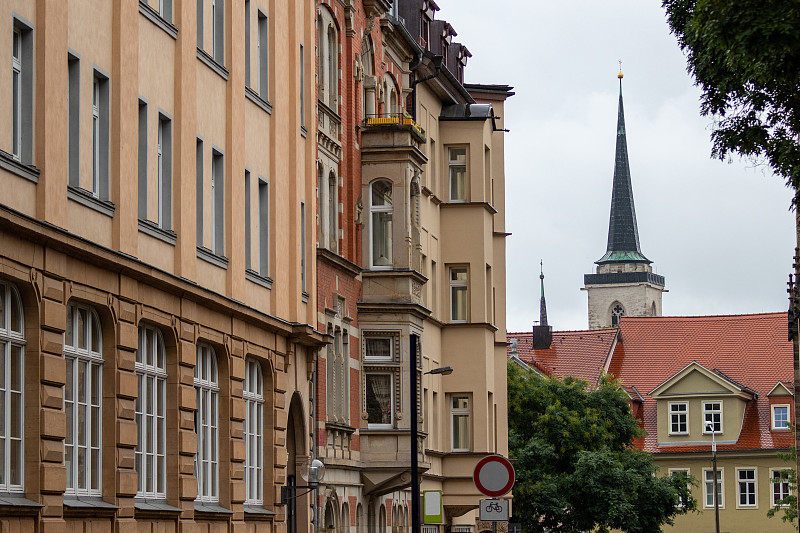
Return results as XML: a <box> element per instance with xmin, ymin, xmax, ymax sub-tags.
<box><xmin>473</xmin><ymin>455</ymin><xmax>515</xmax><ymax>498</ymax></box>
<box><xmin>423</xmin><ymin>491</ymin><xmax>443</xmax><ymax>524</ymax></box>
<box><xmin>479</xmin><ymin>499</ymin><xmax>509</xmax><ymax>521</ymax></box>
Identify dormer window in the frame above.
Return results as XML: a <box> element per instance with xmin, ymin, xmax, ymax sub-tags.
<box><xmin>703</xmin><ymin>401</ymin><xmax>722</xmax><ymax>433</ymax></box>
<box><xmin>772</xmin><ymin>404</ymin><xmax>790</xmax><ymax>430</ymax></box>
<box><xmin>669</xmin><ymin>402</ymin><xmax>688</xmax><ymax>435</ymax></box>
<box><xmin>420</xmin><ymin>14</ymin><xmax>430</xmax><ymax>49</ymax></box>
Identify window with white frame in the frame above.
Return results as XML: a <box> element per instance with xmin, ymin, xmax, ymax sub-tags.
<box><xmin>669</xmin><ymin>402</ymin><xmax>688</xmax><ymax>435</ymax></box>
<box><xmin>364</xmin><ymin>335</ymin><xmax>394</xmax><ymax>362</ymax></box>
<box><xmin>135</xmin><ymin>324</ymin><xmax>167</xmax><ymax>499</ymax></box>
<box><xmin>370</xmin><ymin>180</ymin><xmax>393</xmax><ymax>268</ymax></box>
<box><xmin>244</xmin><ymin>358</ymin><xmax>263</xmax><ymax>505</ymax></box>
<box><xmin>737</xmin><ymin>468</ymin><xmax>757</xmax><ymax>507</ymax></box>
<box><xmin>91</xmin><ymin>71</ymin><xmax>110</xmax><ymax>200</ymax></box>
<box><xmin>451</xmin><ymin>396</ymin><xmax>470</xmax><ymax>452</ymax></box>
<box><xmin>703</xmin><ymin>401</ymin><xmax>722</xmax><ymax>433</ymax></box>
<box><xmin>450</xmin><ymin>267</ymin><xmax>468</xmax><ymax>322</ymax></box>
<box><xmin>64</xmin><ymin>303</ymin><xmax>103</xmax><ymax>496</ymax></box>
<box><xmin>669</xmin><ymin>469</ymin><xmax>690</xmax><ymax>508</ymax></box>
<box><xmin>448</xmin><ymin>147</ymin><xmax>467</xmax><ymax>201</ymax></box>
<box><xmin>365</xmin><ymin>373</ymin><xmax>392</xmax><ymax>428</ymax></box>
<box><xmin>0</xmin><ymin>282</ymin><xmax>24</xmax><ymax>493</ymax></box>
<box><xmin>11</xmin><ymin>19</ymin><xmax>33</xmax><ymax>165</ymax></box>
<box><xmin>704</xmin><ymin>468</ymin><xmax>724</xmax><ymax>508</ymax></box>
<box><xmin>772</xmin><ymin>404</ymin><xmax>790</xmax><ymax>430</ymax></box>
<box><xmin>772</xmin><ymin>469</ymin><xmax>791</xmax><ymax>506</ymax></box>
<box><xmin>194</xmin><ymin>344</ymin><xmax>219</xmax><ymax>502</ymax></box>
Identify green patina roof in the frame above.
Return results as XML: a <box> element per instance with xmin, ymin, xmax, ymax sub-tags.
<box><xmin>597</xmin><ymin>78</ymin><xmax>651</xmax><ymax>265</ymax></box>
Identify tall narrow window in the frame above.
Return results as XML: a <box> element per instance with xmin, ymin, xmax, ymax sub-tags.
<box><xmin>244</xmin><ymin>0</ymin><xmax>251</xmax><ymax>87</ymax></box>
<box><xmin>450</xmin><ymin>267</ymin><xmax>468</xmax><ymax>322</ymax></box>
<box><xmin>451</xmin><ymin>396</ymin><xmax>470</xmax><ymax>452</ymax></box>
<box><xmin>301</xmin><ymin>201</ymin><xmax>306</xmax><ymax>293</ymax></box>
<box><xmin>138</xmin><ymin>100</ymin><xmax>148</xmax><ymax>219</ymax></box>
<box><xmin>772</xmin><ymin>469</ymin><xmax>791</xmax><ymax>506</ymax></box>
<box><xmin>257</xmin><ymin>11</ymin><xmax>268</xmax><ymax>98</ymax></box>
<box><xmin>212</xmin><ymin>0</ymin><xmax>225</xmax><ymax>64</ymax></box>
<box><xmin>68</xmin><ymin>54</ymin><xmax>81</xmax><ymax>188</ymax></box>
<box><xmin>159</xmin><ymin>0</ymin><xmax>173</xmax><ymax>22</ymax></box>
<box><xmin>212</xmin><ymin>149</ymin><xmax>224</xmax><ymax>256</ymax></box>
<box><xmin>245</xmin><ymin>170</ymin><xmax>252</xmax><ymax>270</ymax></box>
<box><xmin>370</xmin><ymin>181</ymin><xmax>393</xmax><ymax>268</ymax></box>
<box><xmin>703</xmin><ymin>401</ymin><xmax>722</xmax><ymax>433</ymax></box>
<box><xmin>448</xmin><ymin>147</ymin><xmax>467</xmax><ymax>201</ymax></box>
<box><xmin>10</xmin><ymin>19</ymin><xmax>33</xmax><ymax>164</ymax></box>
<box><xmin>328</xmin><ymin>173</ymin><xmax>337</xmax><ymax>252</ymax></box>
<box><xmin>326</xmin><ymin>325</ymin><xmax>336</xmax><ymax>421</ymax></box>
<box><xmin>196</xmin><ymin>0</ymin><xmax>204</xmax><ymax>48</ymax></box>
<box><xmin>737</xmin><ymin>469</ymin><xmax>756</xmax><ymax>507</ymax></box>
<box><xmin>135</xmin><ymin>325</ymin><xmax>167</xmax><ymax>499</ymax></box>
<box><xmin>196</xmin><ymin>139</ymin><xmax>204</xmax><ymax>246</ymax></box>
<box><xmin>194</xmin><ymin>344</ymin><xmax>219</xmax><ymax>502</ymax></box>
<box><xmin>244</xmin><ymin>358</ymin><xmax>263</xmax><ymax>505</ymax></box>
<box><xmin>0</xmin><ymin>282</ymin><xmax>24</xmax><ymax>493</ymax></box>
<box><xmin>327</xmin><ymin>26</ymin><xmax>337</xmax><ymax>109</ymax></box>
<box><xmin>158</xmin><ymin>114</ymin><xmax>172</xmax><ymax>229</ymax></box>
<box><xmin>300</xmin><ymin>44</ymin><xmax>305</xmax><ymax>128</ymax></box>
<box><xmin>91</xmin><ymin>71</ymin><xmax>110</xmax><ymax>200</ymax></box>
<box><xmin>64</xmin><ymin>303</ymin><xmax>103</xmax><ymax>496</ymax></box>
<box><xmin>704</xmin><ymin>469</ymin><xmax>724</xmax><ymax>508</ymax></box>
<box><xmin>365</xmin><ymin>373</ymin><xmax>392</xmax><ymax>428</ymax></box>
<box><xmin>258</xmin><ymin>178</ymin><xmax>269</xmax><ymax>276</ymax></box>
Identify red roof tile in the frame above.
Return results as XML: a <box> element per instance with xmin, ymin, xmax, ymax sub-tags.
<box><xmin>608</xmin><ymin>313</ymin><xmax>794</xmax><ymax>453</ymax></box>
<box><xmin>507</xmin><ymin>329</ymin><xmax>618</xmax><ymax>386</ymax></box>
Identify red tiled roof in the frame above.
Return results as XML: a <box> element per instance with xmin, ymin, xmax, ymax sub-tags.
<box><xmin>507</xmin><ymin>329</ymin><xmax>618</xmax><ymax>386</ymax></box>
<box><xmin>608</xmin><ymin>313</ymin><xmax>794</xmax><ymax>453</ymax></box>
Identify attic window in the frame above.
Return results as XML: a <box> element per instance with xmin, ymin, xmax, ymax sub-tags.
<box><xmin>772</xmin><ymin>405</ymin><xmax>790</xmax><ymax>430</ymax></box>
<box><xmin>703</xmin><ymin>401</ymin><xmax>722</xmax><ymax>433</ymax></box>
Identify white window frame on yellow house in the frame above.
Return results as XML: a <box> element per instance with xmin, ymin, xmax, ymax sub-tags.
<box><xmin>668</xmin><ymin>468</ymin><xmax>690</xmax><ymax>508</ymax></box>
<box><xmin>736</xmin><ymin>467</ymin><xmax>757</xmax><ymax>508</ymax></box>
<box><xmin>703</xmin><ymin>467</ymin><xmax>725</xmax><ymax>509</ymax></box>
<box><xmin>771</xmin><ymin>468</ymin><xmax>792</xmax><ymax>507</ymax></box>
<box><xmin>772</xmin><ymin>404</ymin><xmax>791</xmax><ymax>430</ymax></box>
<box><xmin>668</xmin><ymin>402</ymin><xmax>688</xmax><ymax>435</ymax></box>
<box><xmin>702</xmin><ymin>401</ymin><xmax>722</xmax><ymax>434</ymax></box>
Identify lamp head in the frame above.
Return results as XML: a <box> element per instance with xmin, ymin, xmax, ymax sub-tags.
<box><xmin>426</xmin><ymin>366</ymin><xmax>454</xmax><ymax>376</ymax></box>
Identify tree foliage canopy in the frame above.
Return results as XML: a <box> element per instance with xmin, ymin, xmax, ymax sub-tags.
<box><xmin>662</xmin><ymin>0</ymin><xmax>800</xmax><ymax>195</ymax></box>
<box><xmin>507</xmin><ymin>362</ymin><xmax>695</xmax><ymax>533</ymax></box>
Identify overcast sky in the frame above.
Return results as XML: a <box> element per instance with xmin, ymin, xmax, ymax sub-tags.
<box><xmin>435</xmin><ymin>0</ymin><xmax>797</xmax><ymax>332</ymax></box>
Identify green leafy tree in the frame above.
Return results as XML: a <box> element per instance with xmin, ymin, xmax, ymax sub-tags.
<box><xmin>767</xmin><ymin>445</ymin><xmax>798</xmax><ymax>525</ymax></box>
<box><xmin>507</xmin><ymin>362</ymin><xmax>696</xmax><ymax>533</ymax></box>
<box><xmin>662</xmin><ymin>0</ymin><xmax>800</xmax><ymax>198</ymax></box>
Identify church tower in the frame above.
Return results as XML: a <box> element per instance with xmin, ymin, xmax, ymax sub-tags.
<box><xmin>583</xmin><ymin>71</ymin><xmax>666</xmax><ymax>329</ymax></box>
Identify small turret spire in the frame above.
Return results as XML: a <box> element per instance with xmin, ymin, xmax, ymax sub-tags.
<box><xmin>539</xmin><ymin>260</ymin><xmax>548</xmax><ymax>327</ymax></box>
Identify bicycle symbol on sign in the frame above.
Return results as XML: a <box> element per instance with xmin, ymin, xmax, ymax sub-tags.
<box><xmin>486</xmin><ymin>501</ymin><xmax>503</xmax><ymax>513</ymax></box>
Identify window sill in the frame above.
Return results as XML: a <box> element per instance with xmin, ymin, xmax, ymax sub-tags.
<box><xmin>138</xmin><ymin>1</ymin><xmax>177</xmax><ymax>39</ymax></box>
<box><xmin>0</xmin><ymin>494</ymin><xmax>42</xmax><ymax>516</ymax></box>
<box><xmin>244</xmin><ymin>504</ymin><xmax>276</xmax><ymax>520</ymax></box>
<box><xmin>194</xmin><ymin>500</ymin><xmax>233</xmax><ymax>518</ymax></box>
<box><xmin>668</xmin><ymin>432</ymin><xmax>689</xmax><ymax>436</ymax></box>
<box><xmin>197</xmin><ymin>246</ymin><xmax>229</xmax><ymax>269</ymax></box>
<box><xmin>771</xmin><ymin>427</ymin><xmax>791</xmax><ymax>431</ymax></box>
<box><xmin>197</xmin><ymin>48</ymin><xmax>229</xmax><ymax>80</ymax></box>
<box><xmin>0</xmin><ymin>149</ymin><xmax>39</xmax><ymax>183</ymax></box>
<box><xmin>245</xmin><ymin>87</ymin><xmax>273</xmax><ymax>114</ymax></box>
<box><xmin>135</xmin><ymin>498</ymin><xmax>183</xmax><ymax>518</ymax></box>
<box><xmin>67</xmin><ymin>186</ymin><xmax>116</xmax><ymax>218</ymax></box>
<box><xmin>138</xmin><ymin>219</ymin><xmax>177</xmax><ymax>245</ymax></box>
<box><xmin>245</xmin><ymin>269</ymin><xmax>273</xmax><ymax>289</ymax></box>
<box><xmin>63</xmin><ymin>496</ymin><xmax>119</xmax><ymax>518</ymax></box>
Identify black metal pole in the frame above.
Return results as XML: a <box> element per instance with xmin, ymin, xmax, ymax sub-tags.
<box><xmin>712</xmin><ymin>444</ymin><xmax>719</xmax><ymax>533</ymax></box>
<box><xmin>411</xmin><ymin>333</ymin><xmax>420</xmax><ymax>533</ymax></box>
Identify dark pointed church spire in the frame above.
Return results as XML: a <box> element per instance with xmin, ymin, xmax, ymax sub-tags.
<box><xmin>539</xmin><ymin>260</ymin><xmax>548</xmax><ymax>327</ymax></box>
<box><xmin>596</xmin><ymin>69</ymin><xmax>650</xmax><ymax>264</ymax></box>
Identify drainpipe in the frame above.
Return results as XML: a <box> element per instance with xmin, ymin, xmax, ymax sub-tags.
<box><xmin>410</xmin><ymin>55</ymin><xmax>443</xmax><ymax>122</ymax></box>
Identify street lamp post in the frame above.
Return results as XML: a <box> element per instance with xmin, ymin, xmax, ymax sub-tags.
<box><xmin>706</xmin><ymin>422</ymin><xmax>720</xmax><ymax>533</ymax></box>
<box><xmin>410</xmin><ymin>334</ymin><xmax>453</xmax><ymax>533</ymax></box>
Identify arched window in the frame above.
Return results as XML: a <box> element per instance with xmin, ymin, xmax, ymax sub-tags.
<box><xmin>0</xmin><ymin>281</ymin><xmax>24</xmax><ymax>493</ymax></box>
<box><xmin>194</xmin><ymin>344</ymin><xmax>219</xmax><ymax>502</ymax></box>
<box><xmin>136</xmin><ymin>324</ymin><xmax>167</xmax><ymax>499</ymax></box>
<box><xmin>64</xmin><ymin>302</ymin><xmax>103</xmax><ymax>496</ymax></box>
<box><xmin>370</xmin><ymin>180</ymin><xmax>393</xmax><ymax>268</ymax></box>
<box><xmin>244</xmin><ymin>357</ymin><xmax>264</xmax><ymax>504</ymax></box>
<box><xmin>341</xmin><ymin>502</ymin><xmax>350</xmax><ymax>533</ymax></box>
<box><xmin>611</xmin><ymin>302</ymin><xmax>625</xmax><ymax>327</ymax></box>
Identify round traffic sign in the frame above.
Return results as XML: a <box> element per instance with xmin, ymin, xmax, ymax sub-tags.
<box><xmin>473</xmin><ymin>455</ymin><xmax>515</xmax><ymax>497</ymax></box>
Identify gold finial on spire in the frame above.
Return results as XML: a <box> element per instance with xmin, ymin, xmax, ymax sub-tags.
<box><xmin>618</xmin><ymin>60</ymin><xmax>624</xmax><ymax>79</ymax></box>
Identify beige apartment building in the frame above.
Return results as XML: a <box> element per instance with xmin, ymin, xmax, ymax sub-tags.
<box><xmin>312</xmin><ymin>0</ymin><xmax>513</xmax><ymax>531</ymax></box>
<box><xmin>1</xmin><ymin>3</ymin><xmax>323</xmax><ymax>533</ymax></box>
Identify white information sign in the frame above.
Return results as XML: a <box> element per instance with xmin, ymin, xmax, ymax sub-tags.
<box><xmin>478</xmin><ymin>499</ymin><xmax>509</xmax><ymax>522</ymax></box>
